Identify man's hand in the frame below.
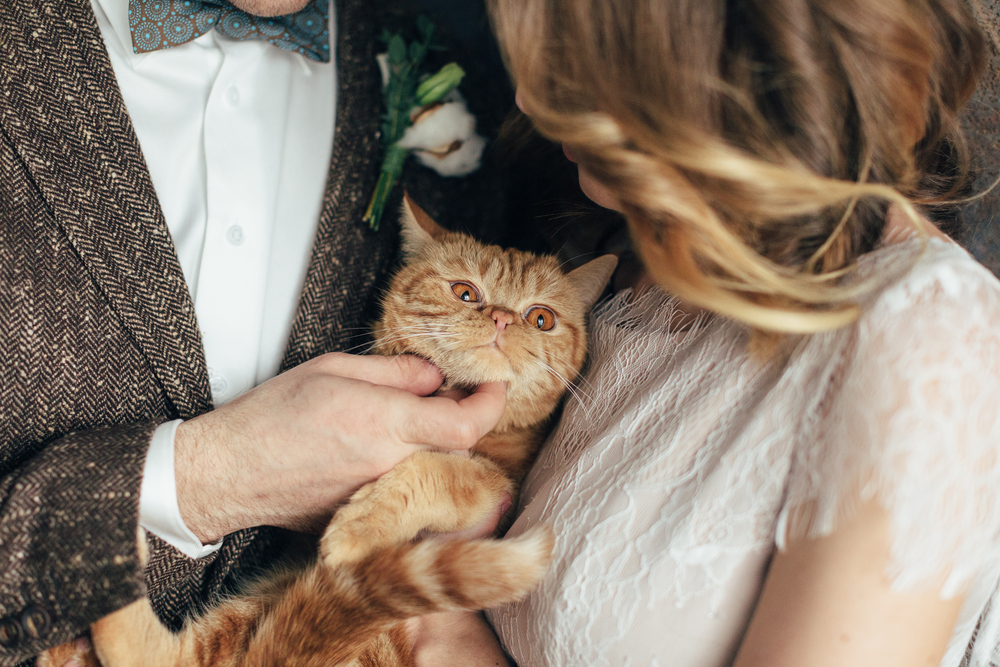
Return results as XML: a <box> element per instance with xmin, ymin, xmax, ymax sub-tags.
<box><xmin>406</xmin><ymin>611</ymin><xmax>512</xmax><ymax>667</ymax></box>
<box><xmin>173</xmin><ymin>353</ymin><xmax>507</xmax><ymax>543</ymax></box>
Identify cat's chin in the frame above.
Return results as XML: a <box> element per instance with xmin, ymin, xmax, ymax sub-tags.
<box><xmin>437</xmin><ymin>349</ymin><xmax>516</xmax><ymax>388</ymax></box>
<box><xmin>474</xmin><ymin>345</ymin><xmax>516</xmax><ymax>375</ymax></box>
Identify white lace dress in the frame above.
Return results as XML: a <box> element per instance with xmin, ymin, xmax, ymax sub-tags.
<box><xmin>488</xmin><ymin>237</ymin><xmax>1000</xmax><ymax>667</ymax></box>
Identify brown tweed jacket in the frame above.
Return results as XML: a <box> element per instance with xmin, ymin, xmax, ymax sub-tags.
<box><xmin>0</xmin><ymin>0</ymin><xmax>426</xmax><ymax>663</ymax></box>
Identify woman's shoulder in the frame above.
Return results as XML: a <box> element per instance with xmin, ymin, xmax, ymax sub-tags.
<box><xmin>832</xmin><ymin>237</ymin><xmax>1000</xmax><ymax>406</ymax></box>
<box><xmin>855</xmin><ymin>235</ymin><xmax>1000</xmax><ymax>326</ymax></box>
<box><xmin>801</xmin><ymin>236</ymin><xmax>1000</xmax><ymax>404</ymax></box>
<box><xmin>783</xmin><ymin>237</ymin><xmax>1000</xmax><ymax>435</ymax></box>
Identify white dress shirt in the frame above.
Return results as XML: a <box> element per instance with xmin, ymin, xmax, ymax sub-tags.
<box><xmin>90</xmin><ymin>0</ymin><xmax>337</xmax><ymax>558</ymax></box>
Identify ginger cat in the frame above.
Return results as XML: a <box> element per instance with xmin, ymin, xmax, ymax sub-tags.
<box><xmin>39</xmin><ymin>195</ymin><xmax>616</xmax><ymax>667</ymax></box>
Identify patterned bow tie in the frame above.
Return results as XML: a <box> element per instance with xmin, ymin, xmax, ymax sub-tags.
<box><xmin>128</xmin><ymin>0</ymin><xmax>331</xmax><ymax>62</ymax></box>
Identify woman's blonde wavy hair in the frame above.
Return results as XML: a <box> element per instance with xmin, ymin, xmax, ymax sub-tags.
<box><xmin>488</xmin><ymin>0</ymin><xmax>986</xmax><ymax>332</ymax></box>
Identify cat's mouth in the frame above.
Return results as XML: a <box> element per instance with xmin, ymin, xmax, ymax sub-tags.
<box><xmin>475</xmin><ymin>341</ymin><xmax>511</xmax><ymax>361</ymax></box>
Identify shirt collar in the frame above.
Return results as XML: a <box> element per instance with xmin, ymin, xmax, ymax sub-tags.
<box><xmin>93</xmin><ymin>0</ymin><xmax>135</xmax><ymax>58</ymax></box>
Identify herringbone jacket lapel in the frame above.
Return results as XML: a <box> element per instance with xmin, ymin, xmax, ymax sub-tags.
<box><xmin>0</xmin><ymin>0</ymin><xmax>212</xmax><ymax>420</ymax></box>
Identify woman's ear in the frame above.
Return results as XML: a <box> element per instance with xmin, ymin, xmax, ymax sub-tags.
<box><xmin>400</xmin><ymin>192</ymin><xmax>448</xmax><ymax>258</ymax></box>
<box><xmin>566</xmin><ymin>255</ymin><xmax>619</xmax><ymax>309</ymax></box>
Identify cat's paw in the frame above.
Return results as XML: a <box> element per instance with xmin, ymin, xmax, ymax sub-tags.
<box><xmin>320</xmin><ymin>452</ymin><xmax>512</xmax><ymax>568</ymax></box>
<box><xmin>35</xmin><ymin>635</ymin><xmax>102</xmax><ymax>667</ymax></box>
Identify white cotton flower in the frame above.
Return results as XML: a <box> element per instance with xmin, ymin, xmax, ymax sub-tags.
<box><xmin>411</xmin><ymin>132</ymin><xmax>487</xmax><ymax>176</ymax></box>
<box><xmin>396</xmin><ymin>91</ymin><xmax>486</xmax><ymax>177</ymax></box>
<box><xmin>397</xmin><ymin>91</ymin><xmax>474</xmax><ymax>148</ymax></box>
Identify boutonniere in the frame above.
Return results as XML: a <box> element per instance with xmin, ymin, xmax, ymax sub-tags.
<box><xmin>364</xmin><ymin>16</ymin><xmax>487</xmax><ymax>230</ymax></box>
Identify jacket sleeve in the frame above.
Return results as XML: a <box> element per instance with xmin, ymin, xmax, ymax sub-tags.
<box><xmin>0</xmin><ymin>424</ymin><xmax>159</xmax><ymax>666</ymax></box>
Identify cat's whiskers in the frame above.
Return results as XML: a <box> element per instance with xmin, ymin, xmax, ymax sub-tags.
<box><xmin>380</xmin><ymin>327</ymin><xmax>461</xmax><ymax>342</ymax></box>
<box><xmin>370</xmin><ymin>326</ymin><xmax>465</xmax><ymax>356</ymax></box>
<box><xmin>339</xmin><ymin>339</ymin><xmax>383</xmax><ymax>355</ymax></box>
<box><xmin>342</xmin><ymin>328</ymin><xmax>459</xmax><ymax>355</ymax></box>
<box><xmin>527</xmin><ymin>352</ymin><xmax>594</xmax><ymax>417</ymax></box>
<box><xmin>378</xmin><ymin>323</ymin><xmax>452</xmax><ymax>336</ymax></box>
<box><xmin>375</xmin><ymin>322</ymin><xmax>459</xmax><ymax>340</ymax></box>
<box><xmin>378</xmin><ymin>330</ymin><xmax>458</xmax><ymax>344</ymax></box>
<box><xmin>337</xmin><ymin>324</ymin><xmax>438</xmax><ymax>352</ymax></box>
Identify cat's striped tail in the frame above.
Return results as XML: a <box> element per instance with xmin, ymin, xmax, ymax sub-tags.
<box><xmin>245</xmin><ymin>526</ymin><xmax>554</xmax><ymax>667</ymax></box>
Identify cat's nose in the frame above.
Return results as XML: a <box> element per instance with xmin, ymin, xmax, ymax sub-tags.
<box><xmin>492</xmin><ymin>310</ymin><xmax>514</xmax><ymax>331</ymax></box>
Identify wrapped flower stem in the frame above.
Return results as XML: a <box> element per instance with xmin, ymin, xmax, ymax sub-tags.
<box><xmin>364</xmin><ymin>144</ymin><xmax>409</xmax><ymax>231</ymax></box>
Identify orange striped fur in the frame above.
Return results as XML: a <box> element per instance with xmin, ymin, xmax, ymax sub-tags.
<box><xmin>42</xmin><ymin>197</ymin><xmax>615</xmax><ymax>666</ymax></box>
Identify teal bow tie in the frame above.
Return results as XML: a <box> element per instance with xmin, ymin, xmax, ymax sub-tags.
<box><xmin>128</xmin><ymin>0</ymin><xmax>331</xmax><ymax>63</ymax></box>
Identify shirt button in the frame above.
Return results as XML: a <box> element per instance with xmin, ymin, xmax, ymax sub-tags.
<box><xmin>226</xmin><ymin>225</ymin><xmax>245</xmax><ymax>246</ymax></box>
<box><xmin>21</xmin><ymin>606</ymin><xmax>50</xmax><ymax>639</ymax></box>
<box><xmin>0</xmin><ymin>617</ymin><xmax>21</xmax><ymax>648</ymax></box>
<box><xmin>210</xmin><ymin>375</ymin><xmax>228</xmax><ymax>396</ymax></box>
<box><xmin>225</xmin><ymin>85</ymin><xmax>241</xmax><ymax>107</ymax></box>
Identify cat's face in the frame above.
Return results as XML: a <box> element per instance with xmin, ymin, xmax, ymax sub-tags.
<box><xmin>375</xmin><ymin>197</ymin><xmax>616</xmax><ymax>431</ymax></box>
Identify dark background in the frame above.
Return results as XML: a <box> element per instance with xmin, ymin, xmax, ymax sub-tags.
<box><xmin>958</xmin><ymin>0</ymin><xmax>1000</xmax><ymax>277</ymax></box>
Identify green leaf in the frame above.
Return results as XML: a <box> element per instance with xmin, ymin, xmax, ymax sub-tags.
<box><xmin>417</xmin><ymin>15</ymin><xmax>435</xmax><ymax>40</ymax></box>
<box><xmin>387</xmin><ymin>35</ymin><xmax>406</xmax><ymax>65</ymax></box>
<box><xmin>409</xmin><ymin>41</ymin><xmax>422</xmax><ymax>61</ymax></box>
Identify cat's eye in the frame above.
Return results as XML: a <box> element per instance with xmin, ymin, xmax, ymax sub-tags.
<box><xmin>450</xmin><ymin>281</ymin><xmax>481</xmax><ymax>303</ymax></box>
<box><xmin>525</xmin><ymin>306</ymin><xmax>557</xmax><ymax>331</ymax></box>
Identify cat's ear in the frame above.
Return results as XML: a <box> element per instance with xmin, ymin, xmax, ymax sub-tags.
<box><xmin>566</xmin><ymin>255</ymin><xmax>618</xmax><ymax>309</ymax></box>
<box><xmin>400</xmin><ymin>191</ymin><xmax>448</xmax><ymax>258</ymax></box>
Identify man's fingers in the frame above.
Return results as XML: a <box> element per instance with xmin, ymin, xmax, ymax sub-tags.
<box><xmin>316</xmin><ymin>352</ymin><xmax>443</xmax><ymax>395</ymax></box>
<box><xmin>435</xmin><ymin>387</ymin><xmax>470</xmax><ymax>401</ymax></box>
<box><xmin>401</xmin><ymin>382</ymin><xmax>507</xmax><ymax>450</ymax></box>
